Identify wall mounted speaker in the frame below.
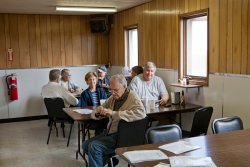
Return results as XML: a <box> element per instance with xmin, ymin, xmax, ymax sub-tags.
<box><xmin>90</xmin><ymin>18</ymin><xmax>110</xmax><ymax>33</ymax></box>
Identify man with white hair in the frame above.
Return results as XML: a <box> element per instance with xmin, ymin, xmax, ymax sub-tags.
<box><xmin>83</xmin><ymin>74</ymin><xmax>146</xmax><ymax>167</ymax></box>
<box><xmin>60</xmin><ymin>69</ymin><xmax>82</xmax><ymax>94</ymax></box>
<box><xmin>129</xmin><ymin>62</ymin><xmax>169</xmax><ymax>106</ymax></box>
<box><xmin>42</xmin><ymin>69</ymin><xmax>78</xmax><ymax>107</ymax></box>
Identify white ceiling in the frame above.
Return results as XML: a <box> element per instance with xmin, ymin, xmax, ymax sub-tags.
<box><xmin>0</xmin><ymin>0</ymin><xmax>152</xmax><ymax>15</ymax></box>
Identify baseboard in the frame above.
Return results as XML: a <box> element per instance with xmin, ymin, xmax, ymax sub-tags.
<box><xmin>0</xmin><ymin>115</ymin><xmax>48</xmax><ymax>124</ymax></box>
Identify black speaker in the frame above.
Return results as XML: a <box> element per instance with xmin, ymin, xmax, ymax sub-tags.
<box><xmin>90</xmin><ymin>18</ymin><xmax>109</xmax><ymax>33</ymax></box>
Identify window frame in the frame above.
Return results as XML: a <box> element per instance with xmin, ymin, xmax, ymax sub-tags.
<box><xmin>124</xmin><ymin>25</ymin><xmax>138</xmax><ymax>69</ymax></box>
<box><xmin>179</xmin><ymin>9</ymin><xmax>209</xmax><ymax>86</ymax></box>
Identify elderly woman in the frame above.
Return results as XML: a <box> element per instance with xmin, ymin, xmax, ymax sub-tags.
<box><xmin>78</xmin><ymin>72</ymin><xmax>108</xmax><ymax>136</ymax></box>
<box><xmin>78</xmin><ymin>72</ymin><xmax>107</xmax><ymax>107</ymax></box>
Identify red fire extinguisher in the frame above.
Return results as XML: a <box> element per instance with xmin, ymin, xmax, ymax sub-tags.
<box><xmin>6</xmin><ymin>73</ymin><xmax>18</xmax><ymax>100</ymax></box>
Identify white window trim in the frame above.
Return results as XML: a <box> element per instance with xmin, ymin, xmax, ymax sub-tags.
<box><xmin>179</xmin><ymin>9</ymin><xmax>209</xmax><ymax>86</ymax></box>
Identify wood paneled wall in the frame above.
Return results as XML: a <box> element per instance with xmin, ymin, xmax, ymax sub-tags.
<box><xmin>0</xmin><ymin>14</ymin><xmax>109</xmax><ymax>69</ymax></box>
<box><xmin>109</xmin><ymin>0</ymin><xmax>250</xmax><ymax>75</ymax></box>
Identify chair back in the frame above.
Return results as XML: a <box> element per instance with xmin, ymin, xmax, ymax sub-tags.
<box><xmin>212</xmin><ymin>116</ymin><xmax>243</xmax><ymax>134</ymax></box>
<box><xmin>44</xmin><ymin>98</ymin><xmax>70</xmax><ymax>121</ymax></box>
<box><xmin>190</xmin><ymin>106</ymin><xmax>213</xmax><ymax>137</ymax></box>
<box><xmin>145</xmin><ymin>124</ymin><xmax>182</xmax><ymax>144</ymax></box>
<box><xmin>116</xmin><ymin>117</ymin><xmax>148</xmax><ymax>148</ymax></box>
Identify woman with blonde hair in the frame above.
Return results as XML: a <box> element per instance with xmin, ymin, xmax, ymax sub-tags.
<box><xmin>78</xmin><ymin>72</ymin><xmax>108</xmax><ymax>136</ymax></box>
<box><xmin>78</xmin><ymin>72</ymin><xmax>107</xmax><ymax>107</ymax></box>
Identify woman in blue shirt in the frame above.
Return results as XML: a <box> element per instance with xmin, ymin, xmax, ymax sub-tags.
<box><xmin>78</xmin><ymin>72</ymin><xmax>108</xmax><ymax>136</ymax></box>
<box><xmin>78</xmin><ymin>72</ymin><xmax>107</xmax><ymax>107</ymax></box>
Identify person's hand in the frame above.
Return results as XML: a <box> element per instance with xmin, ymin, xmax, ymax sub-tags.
<box><xmin>68</xmin><ymin>88</ymin><xmax>74</xmax><ymax>93</ymax></box>
<box><xmin>95</xmin><ymin>106</ymin><xmax>112</xmax><ymax>117</ymax></box>
<box><xmin>159</xmin><ymin>96</ymin><xmax>169</xmax><ymax>106</ymax></box>
<box><xmin>95</xmin><ymin>106</ymin><xmax>104</xmax><ymax>117</ymax></box>
<box><xmin>99</xmin><ymin>108</ymin><xmax>113</xmax><ymax>117</ymax></box>
<box><xmin>96</xmin><ymin>106</ymin><xmax>104</xmax><ymax>113</ymax></box>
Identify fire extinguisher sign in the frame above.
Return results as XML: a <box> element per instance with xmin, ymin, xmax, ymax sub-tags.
<box><xmin>8</xmin><ymin>48</ymin><xmax>13</xmax><ymax>61</ymax></box>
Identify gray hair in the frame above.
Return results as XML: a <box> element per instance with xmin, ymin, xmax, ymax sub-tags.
<box><xmin>144</xmin><ymin>62</ymin><xmax>157</xmax><ymax>70</ymax></box>
<box><xmin>61</xmin><ymin>69</ymin><xmax>70</xmax><ymax>77</ymax></box>
<box><xmin>49</xmin><ymin>69</ymin><xmax>60</xmax><ymax>81</ymax></box>
<box><xmin>111</xmin><ymin>74</ymin><xmax>127</xmax><ymax>88</ymax></box>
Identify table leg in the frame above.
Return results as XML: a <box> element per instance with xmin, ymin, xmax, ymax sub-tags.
<box><xmin>76</xmin><ymin>122</ymin><xmax>81</xmax><ymax>160</ymax></box>
<box><xmin>75</xmin><ymin>122</ymin><xmax>89</xmax><ymax>166</ymax></box>
<box><xmin>82</xmin><ymin>123</ymin><xmax>86</xmax><ymax>143</ymax></box>
<box><xmin>179</xmin><ymin>113</ymin><xmax>182</xmax><ymax>129</ymax></box>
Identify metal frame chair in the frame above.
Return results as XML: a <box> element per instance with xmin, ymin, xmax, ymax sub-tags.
<box><xmin>212</xmin><ymin>116</ymin><xmax>243</xmax><ymax>134</ymax></box>
<box><xmin>109</xmin><ymin>117</ymin><xmax>149</xmax><ymax>167</ymax></box>
<box><xmin>182</xmin><ymin>106</ymin><xmax>213</xmax><ymax>138</ymax></box>
<box><xmin>145</xmin><ymin>124</ymin><xmax>182</xmax><ymax>144</ymax></box>
<box><xmin>44</xmin><ymin>98</ymin><xmax>74</xmax><ymax>147</ymax></box>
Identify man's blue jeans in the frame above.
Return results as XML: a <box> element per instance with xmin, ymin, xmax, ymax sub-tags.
<box><xmin>83</xmin><ymin>133</ymin><xmax>117</xmax><ymax>167</ymax></box>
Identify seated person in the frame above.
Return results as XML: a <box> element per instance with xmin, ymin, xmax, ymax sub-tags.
<box><xmin>127</xmin><ymin>65</ymin><xmax>143</xmax><ymax>85</ymax></box>
<box><xmin>78</xmin><ymin>72</ymin><xmax>107</xmax><ymax>107</ymax></box>
<box><xmin>60</xmin><ymin>69</ymin><xmax>82</xmax><ymax>94</ymax></box>
<box><xmin>97</xmin><ymin>65</ymin><xmax>111</xmax><ymax>97</ymax></box>
<box><xmin>83</xmin><ymin>74</ymin><xmax>146</xmax><ymax>167</ymax></box>
<box><xmin>42</xmin><ymin>69</ymin><xmax>78</xmax><ymax>107</ymax></box>
<box><xmin>131</xmin><ymin>65</ymin><xmax>143</xmax><ymax>78</ymax></box>
<box><xmin>129</xmin><ymin>62</ymin><xmax>169</xmax><ymax>106</ymax></box>
<box><xmin>78</xmin><ymin>72</ymin><xmax>108</xmax><ymax>136</ymax></box>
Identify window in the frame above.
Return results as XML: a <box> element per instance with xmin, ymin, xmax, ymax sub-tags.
<box><xmin>124</xmin><ymin>26</ymin><xmax>138</xmax><ymax>69</ymax></box>
<box><xmin>179</xmin><ymin>9</ymin><xmax>209</xmax><ymax>86</ymax></box>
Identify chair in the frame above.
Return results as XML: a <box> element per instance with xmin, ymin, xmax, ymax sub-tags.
<box><xmin>145</xmin><ymin>124</ymin><xmax>182</xmax><ymax>144</ymax></box>
<box><xmin>109</xmin><ymin>117</ymin><xmax>149</xmax><ymax>167</ymax></box>
<box><xmin>212</xmin><ymin>116</ymin><xmax>243</xmax><ymax>134</ymax></box>
<box><xmin>44</xmin><ymin>98</ymin><xmax>74</xmax><ymax>147</ymax></box>
<box><xmin>182</xmin><ymin>106</ymin><xmax>213</xmax><ymax>138</ymax></box>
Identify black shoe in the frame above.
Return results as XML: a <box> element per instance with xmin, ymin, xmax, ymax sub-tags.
<box><xmin>108</xmin><ymin>157</ymin><xmax>119</xmax><ymax>167</ymax></box>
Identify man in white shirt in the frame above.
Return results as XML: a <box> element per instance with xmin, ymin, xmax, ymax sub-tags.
<box><xmin>42</xmin><ymin>69</ymin><xmax>78</xmax><ymax>107</ymax></box>
<box><xmin>60</xmin><ymin>69</ymin><xmax>82</xmax><ymax>94</ymax></box>
<box><xmin>129</xmin><ymin>62</ymin><xmax>169</xmax><ymax>106</ymax></box>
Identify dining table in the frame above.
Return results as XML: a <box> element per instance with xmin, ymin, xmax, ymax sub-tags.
<box><xmin>63</xmin><ymin>103</ymin><xmax>202</xmax><ymax>164</ymax></box>
<box><xmin>116</xmin><ymin>129</ymin><xmax>250</xmax><ymax>167</ymax></box>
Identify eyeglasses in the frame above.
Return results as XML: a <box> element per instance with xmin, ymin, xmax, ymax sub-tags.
<box><xmin>110</xmin><ymin>87</ymin><xmax>121</xmax><ymax>94</ymax></box>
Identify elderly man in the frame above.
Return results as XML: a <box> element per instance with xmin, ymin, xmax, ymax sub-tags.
<box><xmin>83</xmin><ymin>74</ymin><xmax>146</xmax><ymax>167</ymax></box>
<box><xmin>60</xmin><ymin>69</ymin><xmax>82</xmax><ymax>94</ymax></box>
<box><xmin>97</xmin><ymin>65</ymin><xmax>111</xmax><ymax>96</ymax></box>
<box><xmin>129</xmin><ymin>62</ymin><xmax>169</xmax><ymax>106</ymax></box>
<box><xmin>42</xmin><ymin>69</ymin><xmax>78</xmax><ymax>107</ymax></box>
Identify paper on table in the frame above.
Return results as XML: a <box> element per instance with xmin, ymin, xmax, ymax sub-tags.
<box><xmin>123</xmin><ymin>150</ymin><xmax>168</xmax><ymax>163</ymax></box>
<box><xmin>169</xmin><ymin>156</ymin><xmax>217</xmax><ymax>167</ymax></box>
<box><xmin>73</xmin><ymin>109</ymin><xmax>93</xmax><ymax>114</ymax></box>
<box><xmin>159</xmin><ymin>141</ymin><xmax>201</xmax><ymax>154</ymax></box>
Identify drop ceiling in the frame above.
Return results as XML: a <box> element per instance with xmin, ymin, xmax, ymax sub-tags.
<box><xmin>0</xmin><ymin>0</ymin><xmax>152</xmax><ymax>15</ymax></box>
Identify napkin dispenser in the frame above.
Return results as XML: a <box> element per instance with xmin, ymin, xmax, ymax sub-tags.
<box><xmin>171</xmin><ymin>92</ymin><xmax>180</xmax><ymax>104</ymax></box>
